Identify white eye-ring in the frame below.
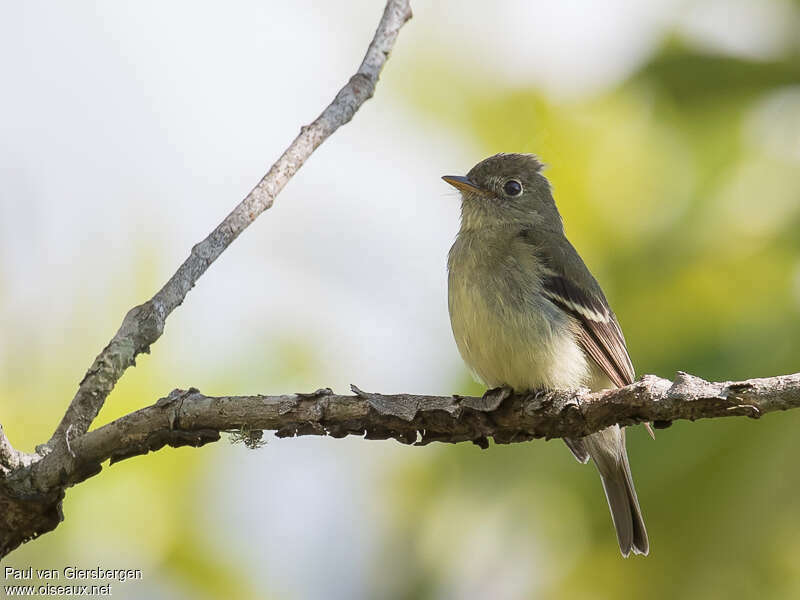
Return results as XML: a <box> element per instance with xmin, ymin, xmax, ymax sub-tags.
<box><xmin>503</xmin><ymin>179</ymin><xmax>523</xmax><ymax>196</ymax></box>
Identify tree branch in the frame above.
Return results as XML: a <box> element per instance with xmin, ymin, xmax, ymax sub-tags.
<box><xmin>0</xmin><ymin>0</ymin><xmax>412</xmax><ymax>560</ymax></box>
<box><xmin>3</xmin><ymin>369</ymin><xmax>799</xmax><ymax>557</ymax></box>
<box><xmin>44</xmin><ymin>0</ymin><xmax>413</xmax><ymax>454</ymax></box>
<box><xmin>0</xmin><ymin>425</ymin><xmax>35</xmax><ymax>475</ymax></box>
<box><xmin>26</xmin><ymin>371</ymin><xmax>800</xmax><ymax>495</ymax></box>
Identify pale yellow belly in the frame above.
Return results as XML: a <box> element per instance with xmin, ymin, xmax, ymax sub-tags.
<box><xmin>449</xmin><ymin>280</ymin><xmax>591</xmax><ymax>391</ymax></box>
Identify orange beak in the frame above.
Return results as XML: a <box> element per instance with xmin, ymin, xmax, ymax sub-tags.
<box><xmin>441</xmin><ymin>175</ymin><xmax>485</xmax><ymax>194</ymax></box>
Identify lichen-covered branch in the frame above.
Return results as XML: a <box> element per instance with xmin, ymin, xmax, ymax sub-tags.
<box><xmin>3</xmin><ymin>370</ymin><xmax>800</xmax><ymax>557</ymax></box>
<box><xmin>0</xmin><ymin>425</ymin><xmax>34</xmax><ymax>475</ymax></box>
<box><xmin>44</xmin><ymin>0</ymin><xmax>413</xmax><ymax>454</ymax></box>
<box><xmin>27</xmin><ymin>371</ymin><xmax>800</xmax><ymax>495</ymax></box>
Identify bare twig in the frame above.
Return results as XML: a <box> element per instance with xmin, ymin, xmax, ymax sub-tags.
<box><xmin>0</xmin><ymin>0</ymin><xmax>412</xmax><ymax>560</ymax></box>
<box><xmin>44</xmin><ymin>0</ymin><xmax>413</xmax><ymax>454</ymax></box>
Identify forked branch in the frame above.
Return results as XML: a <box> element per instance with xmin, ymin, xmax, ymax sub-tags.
<box><xmin>0</xmin><ymin>0</ymin><xmax>413</xmax><ymax>559</ymax></box>
<box><xmin>44</xmin><ymin>0</ymin><xmax>414</xmax><ymax>454</ymax></box>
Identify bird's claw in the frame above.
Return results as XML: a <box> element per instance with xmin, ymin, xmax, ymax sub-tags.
<box><xmin>480</xmin><ymin>385</ymin><xmax>513</xmax><ymax>410</ymax></box>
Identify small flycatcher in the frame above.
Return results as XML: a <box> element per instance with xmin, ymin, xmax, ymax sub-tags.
<box><xmin>443</xmin><ymin>153</ymin><xmax>648</xmax><ymax>557</ymax></box>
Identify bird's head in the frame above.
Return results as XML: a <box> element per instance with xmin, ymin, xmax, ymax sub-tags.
<box><xmin>442</xmin><ymin>153</ymin><xmax>562</xmax><ymax>232</ymax></box>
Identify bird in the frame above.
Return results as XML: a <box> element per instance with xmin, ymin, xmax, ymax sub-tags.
<box><xmin>443</xmin><ymin>153</ymin><xmax>649</xmax><ymax>557</ymax></box>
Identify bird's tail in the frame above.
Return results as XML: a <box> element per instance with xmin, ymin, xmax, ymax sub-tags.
<box><xmin>583</xmin><ymin>425</ymin><xmax>649</xmax><ymax>557</ymax></box>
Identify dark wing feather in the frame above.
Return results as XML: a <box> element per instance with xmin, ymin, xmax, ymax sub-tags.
<box><xmin>541</xmin><ymin>274</ymin><xmax>634</xmax><ymax>388</ymax></box>
<box><xmin>516</xmin><ymin>227</ymin><xmax>635</xmax><ymax>388</ymax></box>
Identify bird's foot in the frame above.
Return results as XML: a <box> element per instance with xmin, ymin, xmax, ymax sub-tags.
<box><xmin>525</xmin><ymin>388</ymin><xmax>549</xmax><ymax>401</ymax></box>
<box><xmin>480</xmin><ymin>385</ymin><xmax>513</xmax><ymax>410</ymax></box>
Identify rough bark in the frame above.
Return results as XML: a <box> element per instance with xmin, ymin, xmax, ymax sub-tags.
<box><xmin>26</xmin><ymin>372</ymin><xmax>800</xmax><ymax>496</ymax></box>
<box><xmin>3</xmin><ymin>371</ymin><xmax>799</xmax><ymax>557</ymax></box>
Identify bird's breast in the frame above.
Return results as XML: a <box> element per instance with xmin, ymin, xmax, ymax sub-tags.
<box><xmin>447</xmin><ymin>231</ymin><xmax>589</xmax><ymax>391</ymax></box>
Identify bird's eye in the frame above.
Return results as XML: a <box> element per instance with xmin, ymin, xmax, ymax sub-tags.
<box><xmin>503</xmin><ymin>179</ymin><xmax>523</xmax><ymax>196</ymax></box>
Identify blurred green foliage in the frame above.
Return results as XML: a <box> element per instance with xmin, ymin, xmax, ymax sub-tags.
<box><xmin>380</xmin><ymin>38</ymin><xmax>800</xmax><ymax>600</ymax></box>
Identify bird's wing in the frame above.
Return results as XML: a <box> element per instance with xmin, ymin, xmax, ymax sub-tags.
<box><xmin>541</xmin><ymin>273</ymin><xmax>634</xmax><ymax>388</ymax></box>
<box><xmin>519</xmin><ymin>228</ymin><xmax>635</xmax><ymax>388</ymax></box>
